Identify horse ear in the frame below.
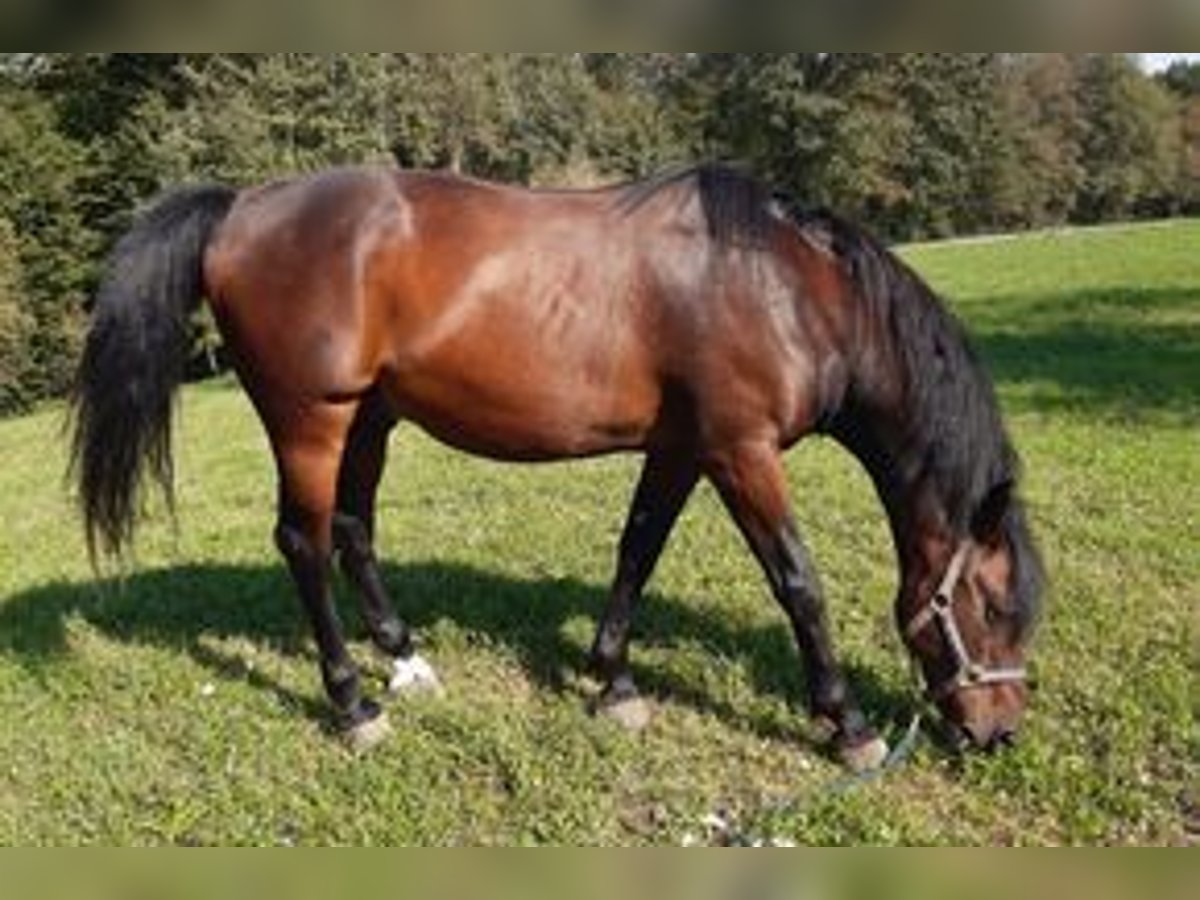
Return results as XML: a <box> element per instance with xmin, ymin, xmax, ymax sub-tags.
<box><xmin>971</xmin><ymin>480</ymin><xmax>1013</xmax><ymax>546</ymax></box>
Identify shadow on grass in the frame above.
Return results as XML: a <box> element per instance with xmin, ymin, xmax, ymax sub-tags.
<box><xmin>969</xmin><ymin>286</ymin><xmax>1200</xmax><ymax>420</ymax></box>
<box><xmin>0</xmin><ymin>560</ymin><xmax>912</xmax><ymax>751</ymax></box>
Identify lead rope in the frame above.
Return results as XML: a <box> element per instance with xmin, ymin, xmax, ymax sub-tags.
<box><xmin>712</xmin><ymin>704</ymin><xmax>927</xmax><ymax>847</ymax></box>
<box><xmin>702</xmin><ymin>545</ymin><xmax>983</xmax><ymax>846</ymax></box>
<box><xmin>705</xmin><ymin>603</ymin><xmax>945</xmax><ymax>846</ymax></box>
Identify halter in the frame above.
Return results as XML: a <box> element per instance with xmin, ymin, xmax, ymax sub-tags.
<box><xmin>904</xmin><ymin>542</ymin><xmax>1028</xmax><ymax>702</ymax></box>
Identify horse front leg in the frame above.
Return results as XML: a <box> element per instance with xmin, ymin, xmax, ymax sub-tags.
<box><xmin>704</xmin><ymin>439</ymin><xmax>889</xmax><ymax>773</ymax></box>
<box><xmin>590</xmin><ymin>448</ymin><xmax>698</xmax><ymax>729</ymax></box>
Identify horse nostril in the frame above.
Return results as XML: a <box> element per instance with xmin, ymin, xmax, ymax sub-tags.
<box><xmin>990</xmin><ymin>729</ymin><xmax>1018</xmax><ymax>752</ymax></box>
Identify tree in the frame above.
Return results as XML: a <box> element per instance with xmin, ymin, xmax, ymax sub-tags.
<box><xmin>126</xmin><ymin>54</ymin><xmax>397</xmax><ymax>188</ymax></box>
<box><xmin>1179</xmin><ymin>97</ymin><xmax>1200</xmax><ymax>212</ymax></box>
<box><xmin>699</xmin><ymin>54</ymin><xmax>1010</xmax><ymax>240</ymax></box>
<box><xmin>875</xmin><ymin>54</ymin><xmax>1015</xmax><ymax>238</ymax></box>
<box><xmin>1158</xmin><ymin>59</ymin><xmax>1200</xmax><ymax>98</ymax></box>
<box><xmin>816</xmin><ymin>54</ymin><xmax>916</xmax><ymax>233</ymax></box>
<box><xmin>580</xmin><ymin>54</ymin><xmax>695</xmax><ymax>179</ymax></box>
<box><xmin>387</xmin><ymin>54</ymin><xmax>519</xmax><ymax>175</ymax></box>
<box><xmin>499</xmin><ymin>54</ymin><xmax>595</xmax><ymax>182</ymax></box>
<box><xmin>988</xmin><ymin>54</ymin><xmax>1087</xmax><ymax>229</ymax></box>
<box><xmin>0</xmin><ymin>218</ymin><xmax>32</xmax><ymax>413</ymax></box>
<box><xmin>1074</xmin><ymin>54</ymin><xmax>1182</xmax><ymax>221</ymax></box>
<box><xmin>0</xmin><ymin>83</ymin><xmax>94</xmax><ymax>400</ymax></box>
<box><xmin>1156</xmin><ymin>59</ymin><xmax>1200</xmax><ymax>213</ymax></box>
<box><xmin>702</xmin><ymin>54</ymin><xmax>841</xmax><ymax>203</ymax></box>
<box><xmin>25</xmin><ymin>54</ymin><xmax>193</xmax><ymax>241</ymax></box>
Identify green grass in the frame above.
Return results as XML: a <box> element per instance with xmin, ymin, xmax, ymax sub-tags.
<box><xmin>1</xmin><ymin>219</ymin><xmax>1196</xmax><ymax>845</ymax></box>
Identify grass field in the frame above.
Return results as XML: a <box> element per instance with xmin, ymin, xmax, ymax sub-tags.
<box><xmin>0</xmin><ymin>220</ymin><xmax>1196</xmax><ymax>845</ymax></box>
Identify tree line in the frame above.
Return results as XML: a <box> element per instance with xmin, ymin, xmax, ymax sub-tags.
<box><xmin>1</xmin><ymin>53</ymin><xmax>1196</xmax><ymax>414</ymax></box>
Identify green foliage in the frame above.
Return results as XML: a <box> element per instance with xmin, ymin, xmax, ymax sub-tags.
<box><xmin>705</xmin><ymin>54</ymin><xmax>841</xmax><ymax>202</ymax></box>
<box><xmin>889</xmin><ymin>54</ymin><xmax>1008</xmax><ymax>238</ymax></box>
<box><xmin>579</xmin><ymin>54</ymin><xmax>692</xmax><ymax>180</ymax></box>
<box><xmin>1155</xmin><ymin>61</ymin><xmax>1200</xmax><ymax>214</ymax></box>
<box><xmin>1157</xmin><ymin>59</ymin><xmax>1200</xmax><ymax>98</ymax></box>
<box><xmin>116</xmin><ymin>55</ymin><xmax>398</xmax><ymax>189</ymax></box>
<box><xmin>1180</xmin><ymin>97</ymin><xmax>1200</xmax><ymax>212</ymax></box>
<box><xmin>696</xmin><ymin>53</ymin><xmax>1185</xmax><ymax>241</ymax></box>
<box><xmin>706</xmin><ymin>54</ymin><xmax>1017</xmax><ymax>238</ymax></box>
<box><xmin>1075</xmin><ymin>55</ymin><xmax>1182</xmax><ymax>222</ymax></box>
<box><xmin>0</xmin><ymin>82</ymin><xmax>93</xmax><ymax>401</ymax></box>
<box><xmin>990</xmin><ymin>55</ymin><xmax>1087</xmax><ymax>229</ymax></box>
<box><xmin>817</xmin><ymin>56</ymin><xmax>915</xmax><ymax>225</ymax></box>
<box><xmin>0</xmin><ymin>218</ymin><xmax>32</xmax><ymax>412</ymax></box>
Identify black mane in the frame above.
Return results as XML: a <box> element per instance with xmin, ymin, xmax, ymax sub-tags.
<box><xmin>828</xmin><ymin>213</ymin><xmax>1044</xmax><ymax>629</ymax></box>
<box><xmin>630</xmin><ymin>163</ymin><xmax>1043</xmax><ymax>629</ymax></box>
<box><xmin>617</xmin><ymin>162</ymin><xmax>780</xmax><ymax>248</ymax></box>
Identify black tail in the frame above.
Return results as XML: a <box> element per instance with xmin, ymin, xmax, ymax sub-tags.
<box><xmin>70</xmin><ymin>184</ymin><xmax>237</xmax><ymax>560</ymax></box>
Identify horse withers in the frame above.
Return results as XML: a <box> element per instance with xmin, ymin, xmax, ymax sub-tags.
<box><xmin>71</xmin><ymin>164</ymin><xmax>1043</xmax><ymax>771</ymax></box>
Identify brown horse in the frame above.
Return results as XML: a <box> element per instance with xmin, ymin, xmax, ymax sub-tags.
<box><xmin>71</xmin><ymin>164</ymin><xmax>1042</xmax><ymax>771</ymax></box>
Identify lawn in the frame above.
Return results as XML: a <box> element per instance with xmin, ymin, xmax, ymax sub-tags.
<box><xmin>0</xmin><ymin>220</ymin><xmax>1195</xmax><ymax>845</ymax></box>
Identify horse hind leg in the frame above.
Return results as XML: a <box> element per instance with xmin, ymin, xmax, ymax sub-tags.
<box><xmin>332</xmin><ymin>396</ymin><xmax>439</xmax><ymax>696</ymax></box>
<box><xmin>271</xmin><ymin>398</ymin><xmax>392</xmax><ymax>751</ymax></box>
<box><xmin>590</xmin><ymin>448</ymin><xmax>699</xmax><ymax>730</ymax></box>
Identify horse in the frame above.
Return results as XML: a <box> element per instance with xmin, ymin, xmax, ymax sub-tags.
<box><xmin>70</xmin><ymin>163</ymin><xmax>1043</xmax><ymax>771</ymax></box>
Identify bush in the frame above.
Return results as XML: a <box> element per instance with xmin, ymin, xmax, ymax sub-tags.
<box><xmin>0</xmin><ymin>218</ymin><xmax>33</xmax><ymax>413</ymax></box>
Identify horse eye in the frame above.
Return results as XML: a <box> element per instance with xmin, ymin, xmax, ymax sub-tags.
<box><xmin>977</xmin><ymin>581</ymin><xmax>1007</xmax><ymax>628</ymax></box>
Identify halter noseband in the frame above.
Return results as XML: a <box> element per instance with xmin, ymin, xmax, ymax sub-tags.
<box><xmin>904</xmin><ymin>542</ymin><xmax>1027</xmax><ymax>702</ymax></box>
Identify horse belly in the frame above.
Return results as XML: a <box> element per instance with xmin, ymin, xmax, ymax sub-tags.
<box><xmin>385</xmin><ymin>371</ymin><xmax>655</xmax><ymax>461</ymax></box>
<box><xmin>382</xmin><ymin>329</ymin><xmax>659</xmax><ymax>462</ymax></box>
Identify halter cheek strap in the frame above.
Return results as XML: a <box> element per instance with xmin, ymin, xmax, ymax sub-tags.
<box><xmin>904</xmin><ymin>542</ymin><xmax>1027</xmax><ymax>702</ymax></box>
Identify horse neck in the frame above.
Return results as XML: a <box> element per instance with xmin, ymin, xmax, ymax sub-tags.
<box><xmin>821</xmin><ymin>226</ymin><xmax>1019</xmax><ymax>571</ymax></box>
<box><xmin>828</xmin><ymin>391</ymin><xmax>952</xmax><ymax>581</ymax></box>
<box><xmin>826</xmin><ymin>312</ymin><xmax>974</xmax><ymax>586</ymax></box>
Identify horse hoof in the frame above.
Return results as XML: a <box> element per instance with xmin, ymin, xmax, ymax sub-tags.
<box><xmin>599</xmin><ymin>695</ymin><xmax>653</xmax><ymax>732</ymax></box>
<box><xmin>388</xmin><ymin>653</ymin><xmax>442</xmax><ymax>696</ymax></box>
<box><xmin>839</xmin><ymin>736</ymin><xmax>890</xmax><ymax>773</ymax></box>
<box><xmin>343</xmin><ymin>711</ymin><xmax>393</xmax><ymax>753</ymax></box>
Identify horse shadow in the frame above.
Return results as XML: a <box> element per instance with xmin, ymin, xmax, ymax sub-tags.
<box><xmin>0</xmin><ymin>560</ymin><xmax>914</xmax><ymax>752</ymax></box>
